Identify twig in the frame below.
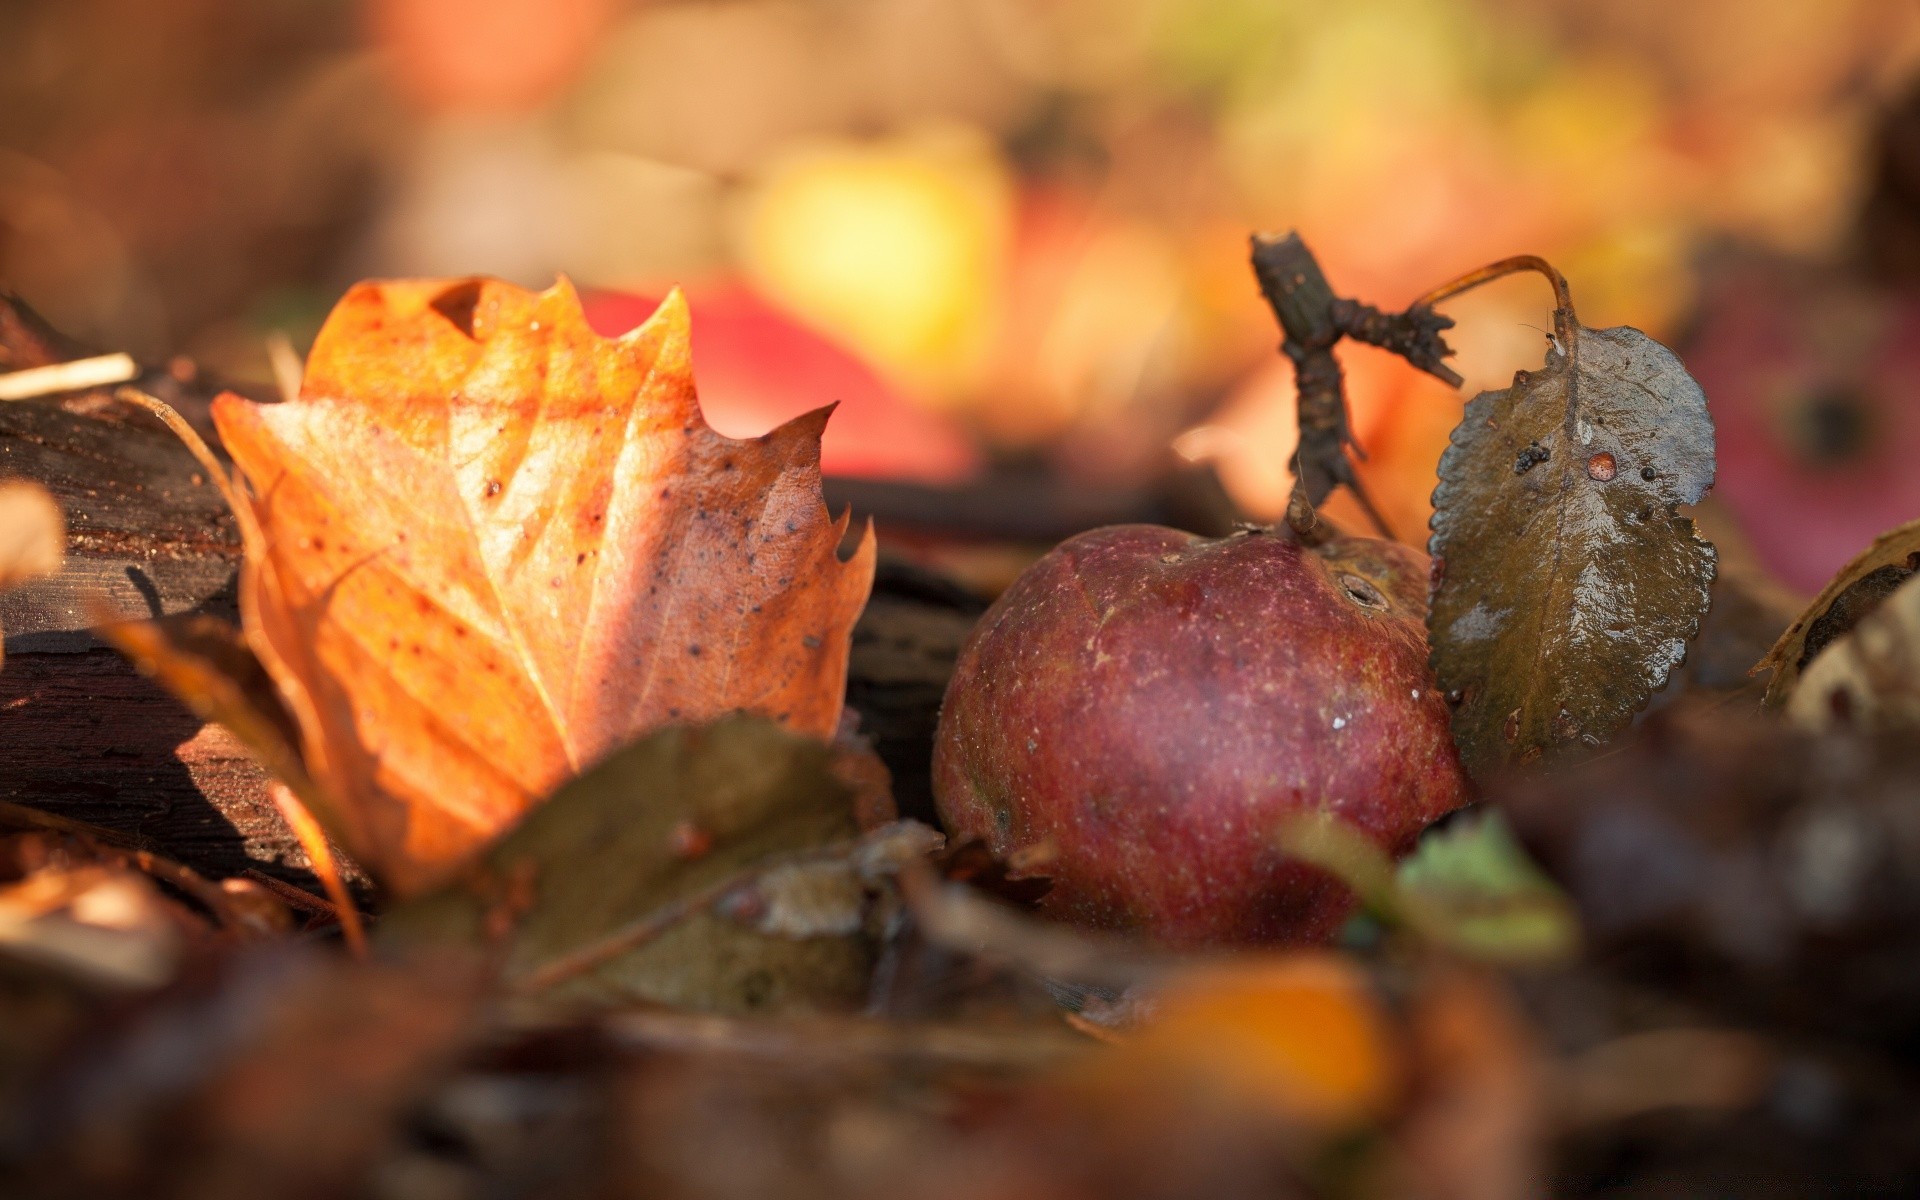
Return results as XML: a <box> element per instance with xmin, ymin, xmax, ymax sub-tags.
<box><xmin>1249</xmin><ymin>231</ymin><xmax>1464</xmax><ymax>539</ymax></box>
<box><xmin>112</xmin><ymin>387</ymin><xmax>262</xmax><ymax>555</ymax></box>
<box><xmin>242</xmin><ymin>868</ymin><xmax>348</xmax><ymax>922</ymax></box>
<box><xmin>0</xmin><ymin>353</ymin><xmax>138</xmax><ymax>401</ymax></box>
<box><xmin>602</xmin><ymin>1008</ymin><xmax>1090</xmax><ymax>1072</ymax></box>
<box><xmin>896</xmin><ymin>863</ymin><xmax>1174</xmax><ymax>991</ymax></box>
<box><xmin>265</xmin><ymin>332</ymin><xmax>303</xmax><ymax>405</ymax></box>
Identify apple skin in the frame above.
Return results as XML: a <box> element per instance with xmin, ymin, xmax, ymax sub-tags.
<box><xmin>932</xmin><ymin>525</ymin><xmax>1470</xmax><ymax>947</ymax></box>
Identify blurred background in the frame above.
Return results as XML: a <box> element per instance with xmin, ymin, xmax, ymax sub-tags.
<box><xmin>5</xmin><ymin>0</ymin><xmax>1920</xmax><ymax>592</ymax></box>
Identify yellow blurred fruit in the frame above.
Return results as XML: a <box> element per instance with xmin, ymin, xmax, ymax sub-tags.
<box><xmin>739</xmin><ymin>127</ymin><xmax>1012</xmax><ymax>395</ymax></box>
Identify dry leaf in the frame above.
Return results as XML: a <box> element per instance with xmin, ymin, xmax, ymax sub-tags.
<box><xmin>209</xmin><ymin>278</ymin><xmax>876</xmax><ymax>891</ymax></box>
<box><xmin>1429</xmin><ymin>315</ymin><xmax>1716</xmax><ymax>777</ymax></box>
<box><xmin>1757</xmin><ymin>516</ymin><xmax>1920</xmax><ymax>707</ymax></box>
<box><xmin>0</xmin><ymin>479</ymin><xmax>64</xmax><ymax>671</ymax></box>
<box><xmin>1787</xmin><ymin>571</ymin><xmax>1920</xmax><ymax>730</ymax></box>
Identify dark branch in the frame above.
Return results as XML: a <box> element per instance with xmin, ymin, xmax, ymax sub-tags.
<box><xmin>1249</xmin><ymin>231</ymin><xmax>1462</xmax><ymax>538</ymax></box>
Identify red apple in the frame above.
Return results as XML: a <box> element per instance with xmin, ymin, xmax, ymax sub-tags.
<box><xmin>1681</xmin><ymin>254</ymin><xmax>1920</xmax><ymax>594</ymax></box>
<box><xmin>581</xmin><ymin>283</ymin><xmax>979</xmax><ymax>485</ymax></box>
<box><xmin>932</xmin><ymin>524</ymin><xmax>1470</xmax><ymax>947</ymax></box>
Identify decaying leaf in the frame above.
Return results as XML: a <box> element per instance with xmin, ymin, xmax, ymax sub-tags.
<box><xmin>1787</xmin><ymin>571</ymin><xmax>1920</xmax><ymax>730</ymax></box>
<box><xmin>381</xmin><ymin>717</ymin><xmax>931</xmax><ymax>1015</ymax></box>
<box><xmin>1429</xmin><ymin>309</ymin><xmax>1716</xmax><ymax>777</ymax></box>
<box><xmin>207</xmin><ymin>278</ymin><xmax>876</xmax><ymax>891</ymax></box>
<box><xmin>1757</xmin><ymin>516</ymin><xmax>1920</xmax><ymax>707</ymax></box>
<box><xmin>0</xmin><ymin>479</ymin><xmax>64</xmax><ymax>670</ymax></box>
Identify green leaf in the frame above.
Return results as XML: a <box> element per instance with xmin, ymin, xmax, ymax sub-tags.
<box><xmin>1276</xmin><ymin>810</ymin><xmax>1577</xmax><ymax>965</ymax></box>
<box><xmin>1393</xmin><ymin>811</ymin><xmax>1578</xmax><ymax>965</ymax></box>
<box><xmin>380</xmin><ymin>717</ymin><xmax>936</xmax><ymax>1015</ymax></box>
<box><xmin>1429</xmin><ymin>315</ymin><xmax>1716</xmax><ymax>777</ymax></box>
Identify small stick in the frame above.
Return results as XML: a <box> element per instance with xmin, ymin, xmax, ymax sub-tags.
<box><xmin>602</xmin><ymin>1008</ymin><xmax>1088</xmax><ymax>1072</ymax></box>
<box><xmin>265</xmin><ymin>332</ymin><xmax>303</xmax><ymax>404</ymax></box>
<box><xmin>270</xmin><ymin>782</ymin><xmax>367</xmax><ymax>958</ymax></box>
<box><xmin>0</xmin><ymin>352</ymin><xmax>138</xmax><ymax>401</ymax></box>
<box><xmin>241</xmin><ymin>868</ymin><xmax>346</xmax><ymax>922</ymax></box>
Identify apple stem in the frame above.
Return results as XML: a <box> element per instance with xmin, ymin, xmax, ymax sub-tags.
<box><xmin>1414</xmin><ymin>255</ymin><xmax>1575</xmax><ymax>331</ymax></box>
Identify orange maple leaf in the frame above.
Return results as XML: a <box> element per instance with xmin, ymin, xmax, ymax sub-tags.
<box><xmin>208</xmin><ymin>278</ymin><xmax>875</xmax><ymax>892</ymax></box>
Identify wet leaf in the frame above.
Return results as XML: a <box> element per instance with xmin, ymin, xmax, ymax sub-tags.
<box><xmin>1429</xmin><ymin>314</ymin><xmax>1716</xmax><ymax>777</ymax></box>
<box><xmin>208</xmin><ymin>278</ymin><xmax>876</xmax><ymax>892</ymax></box>
<box><xmin>1757</xmin><ymin>516</ymin><xmax>1920</xmax><ymax>707</ymax></box>
<box><xmin>1787</xmin><ymin>570</ymin><xmax>1920</xmax><ymax>730</ymax></box>
<box><xmin>381</xmin><ymin>717</ymin><xmax>932</xmax><ymax>1015</ymax></box>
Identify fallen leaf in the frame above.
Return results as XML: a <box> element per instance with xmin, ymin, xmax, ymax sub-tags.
<box><xmin>1756</xmin><ymin>516</ymin><xmax>1920</xmax><ymax>707</ymax></box>
<box><xmin>380</xmin><ymin>717</ymin><xmax>928</xmax><ymax>1015</ymax></box>
<box><xmin>1551</xmin><ymin>1028</ymin><xmax>1773</xmax><ymax>1130</ymax></box>
<box><xmin>208</xmin><ymin>278</ymin><xmax>876</xmax><ymax>891</ymax></box>
<box><xmin>1429</xmin><ymin>310</ymin><xmax>1716</xmax><ymax>777</ymax></box>
<box><xmin>0</xmin><ymin>479</ymin><xmax>64</xmax><ymax>670</ymax></box>
<box><xmin>1787</xmin><ymin>570</ymin><xmax>1920</xmax><ymax>730</ymax></box>
<box><xmin>1099</xmin><ymin>954</ymin><xmax>1401</xmax><ymax>1131</ymax></box>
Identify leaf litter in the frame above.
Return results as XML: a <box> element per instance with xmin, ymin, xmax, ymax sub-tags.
<box><xmin>13</xmin><ymin>233</ymin><xmax>1920</xmax><ymax>1197</ymax></box>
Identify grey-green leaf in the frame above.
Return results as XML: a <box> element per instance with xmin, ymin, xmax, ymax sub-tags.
<box><xmin>1429</xmin><ymin>319</ymin><xmax>1716</xmax><ymax>778</ymax></box>
<box><xmin>380</xmin><ymin>717</ymin><xmax>921</xmax><ymax>1015</ymax></box>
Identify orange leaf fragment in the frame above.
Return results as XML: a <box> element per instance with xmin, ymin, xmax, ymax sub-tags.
<box><xmin>211</xmin><ymin>278</ymin><xmax>875</xmax><ymax>893</ymax></box>
<box><xmin>1111</xmin><ymin>954</ymin><xmax>1402</xmax><ymax>1131</ymax></box>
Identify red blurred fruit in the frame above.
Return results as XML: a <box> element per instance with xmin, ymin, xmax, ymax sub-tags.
<box><xmin>581</xmin><ymin>284</ymin><xmax>979</xmax><ymax>484</ymax></box>
<box><xmin>932</xmin><ymin>525</ymin><xmax>1470</xmax><ymax>947</ymax></box>
<box><xmin>1682</xmin><ymin>255</ymin><xmax>1920</xmax><ymax>594</ymax></box>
